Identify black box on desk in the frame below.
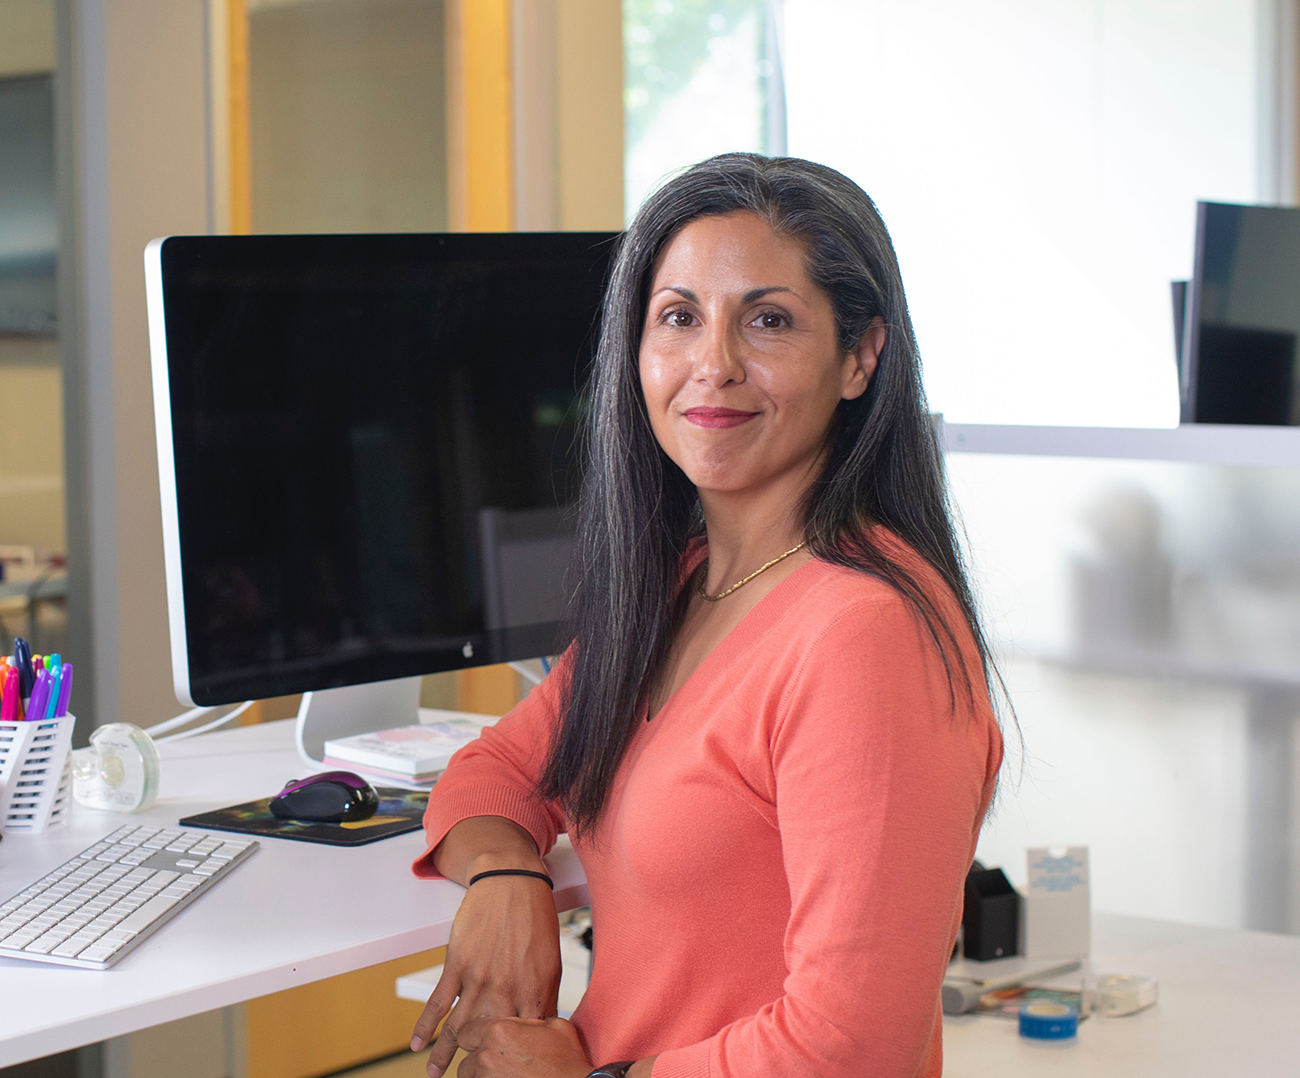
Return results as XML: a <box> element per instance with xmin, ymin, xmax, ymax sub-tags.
<box><xmin>963</xmin><ymin>867</ymin><xmax>1019</xmax><ymax>961</ymax></box>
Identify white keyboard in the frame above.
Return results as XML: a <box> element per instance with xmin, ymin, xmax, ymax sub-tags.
<box><xmin>0</xmin><ymin>824</ymin><xmax>258</xmax><ymax>969</ymax></box>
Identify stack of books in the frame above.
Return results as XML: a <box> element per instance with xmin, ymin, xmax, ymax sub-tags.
<box><xmin>322</xmin><ymin>716</ymin><xmax>491</xmax><ymax>787</ymax></box>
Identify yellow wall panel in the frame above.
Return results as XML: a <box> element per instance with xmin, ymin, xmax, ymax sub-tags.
<box><xmin>447</xmin><ymin>0</ymin><xmax>513</xmax><ymax>231</ymax></box>
<box><xmin>245</xmin><ymin>947</ymin><xmax>445</xmax><ymax>1078</ymax></box>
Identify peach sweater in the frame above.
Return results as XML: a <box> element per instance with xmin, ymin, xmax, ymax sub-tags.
<box><xmin>413</xmin><ymin>536</ymin><xmax>1002</xmax><ymax>1078</ymax></box>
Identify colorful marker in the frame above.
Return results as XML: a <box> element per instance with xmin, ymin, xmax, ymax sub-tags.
<box><xmin>27</xmin><ymin>670</ymin><xmax>51</xmax><ymax>723</ymax></box>
<box><xmin>13</xmin><ymin>638</ymin><xmax>34</xmax><ymax>702</ymax></box>
<box><xmin>1</xmin><ymin>666</ymin><xmax>18</xmax><ymax>723</ymax></box>
<box><xmin>54</xmin><ymin>663</ymin><xmax>73</xmax><ymax>718</ymax></box>
<box><xmin>45</xmin><ymin>665</ymin><xmax>61</xmax><ymax>719</ymax></box>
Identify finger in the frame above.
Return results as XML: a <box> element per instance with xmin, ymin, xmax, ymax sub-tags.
<box><xmin>425</xmin><ymin>1017</ymin><xmax>461</xmax><ymax>1078</ymax></box>
<box><xmin>423</xmin><ymin>1009</ymin><xmax>465</xmax><ymax>1076</ymax></box>
<box><xmin>411</xmin><ymin>969</ymin><xmax>461</xmax><ymax>1051</ymax></box>
<box><xmin>451</xmin><ymin>1015</ymin><xmax>514</xmax><ymax>1054</ymax></box>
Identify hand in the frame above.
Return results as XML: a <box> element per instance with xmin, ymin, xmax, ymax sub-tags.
<box><xmin>454</xmin><ymin>1016</ymin><xmax>591</xmax><ymax>1078</ymax></box>
<box><xmin>411</xmin><ymin>872</ymin><xmax>562</xmax><ymax>1077</ymax></box>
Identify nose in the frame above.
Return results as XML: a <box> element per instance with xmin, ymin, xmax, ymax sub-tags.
<box><xmin>694</xmin><ymin>318</ymin><xmax>745</xmax><ymax>388</ymax></box>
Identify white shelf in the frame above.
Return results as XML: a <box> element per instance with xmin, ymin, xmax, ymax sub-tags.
<box><xmin>942</xmin><ymin>422</ymin><xmax>1300</xmax><ymax>467</ymax></box>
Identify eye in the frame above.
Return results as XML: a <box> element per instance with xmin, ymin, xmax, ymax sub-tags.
<box><xmin>662</xmin><ymin>307</ymin><xmax>696</xmax><ymax>327</ymax></box>
<box><xmin>749</xmin><ymin>310</ymin><xmax>789</xmax><ymax>330</ymax></box>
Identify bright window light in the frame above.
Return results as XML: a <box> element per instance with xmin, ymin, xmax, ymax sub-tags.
<box><xmin>624</xmin><ymin>0</ymin><xmax>783</xmax><ymax>218</ymax></box>
<box><xmin>785</xmin><ymin>0</ymin><xmax>1265</xmax><ymax>427</ymax></box>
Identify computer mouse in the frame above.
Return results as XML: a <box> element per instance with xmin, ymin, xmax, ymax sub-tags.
<box><xmin>269</xmin><ymin>771</ymin><xmax>380</xmax><ymax>823</ymax></box>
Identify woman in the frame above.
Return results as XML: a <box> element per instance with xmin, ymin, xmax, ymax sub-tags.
<box><xmin>409</xmin><ymin>154</ymin><xmax>1004</xmax><ymax>1078</ymax></box>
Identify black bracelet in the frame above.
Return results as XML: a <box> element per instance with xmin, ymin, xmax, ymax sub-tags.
<box><xmin>467</xmin><ymin>868</ymin><xmax>554</xmax><ymax>889</ymax></box>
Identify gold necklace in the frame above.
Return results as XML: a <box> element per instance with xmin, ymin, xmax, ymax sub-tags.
<box><xmin>697</xmin><ymin>541</ymin><xmax>807</xmax><ymax>602</ymax></box>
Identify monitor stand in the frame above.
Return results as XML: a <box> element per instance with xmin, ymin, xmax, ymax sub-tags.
<box><xmin>294</xmin><ymin>676</ymin><xmax>423</xmax><ymax>767</ymax></box>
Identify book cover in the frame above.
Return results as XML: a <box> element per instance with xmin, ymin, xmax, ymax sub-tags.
<box><xmin>323</xmin><ymin>720</ymin><xmax>485</xmax><ymax>777</ymax></box>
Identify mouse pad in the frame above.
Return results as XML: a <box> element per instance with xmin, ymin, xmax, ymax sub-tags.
<box><xmin>179</xmin><ymin>788</ymin><xmax>427</xmax><ymax>846</ymax></box>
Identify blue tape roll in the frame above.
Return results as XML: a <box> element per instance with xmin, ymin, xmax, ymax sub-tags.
<box><xmin>1018</xmin><ymin>1003</ymin><xmax>1078</xmax><ymax>1040</ymax></box>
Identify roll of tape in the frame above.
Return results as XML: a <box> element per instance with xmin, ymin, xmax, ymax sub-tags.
<box><xmin>940</xmin><ymin>980</ymin><xmax>985</xmax><ymax>1015</ymax></box>
<box><xmin>1093</xmin><ymin>973</ymin><xmax>1158</xmax><ymax>1016</ymax></box>
<box><xmin>1018</xmin><ymin>1002</ymin><xmax>1078</xmax><ymax>1040</ymax></box>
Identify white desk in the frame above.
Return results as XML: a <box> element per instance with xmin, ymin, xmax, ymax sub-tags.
<box><xmin>943</xmin><ymin>913</ymin><xmax>1300</xmax><ymax>1076</ymax></box>
<box><xmin>0</xmin><ymin>719</ymin><xmax>589</xmax><ymax>1068</ymax></box>
<box><xmin>4</xmin><ymin>719</ymin><xmax>1298</xmax><ymax>1074</ymax></box>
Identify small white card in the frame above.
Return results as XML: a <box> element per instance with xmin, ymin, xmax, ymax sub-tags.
<box><xmin>1022</xmin><ymin>846</ymin><xmax>1090</xmax><ymax>957</ymax></box>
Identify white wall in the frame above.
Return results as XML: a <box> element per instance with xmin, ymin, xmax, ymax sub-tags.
<box><xmin>948</xmin><ymin>449</ymin><xmax>1300</xmax><ymax>931</ymax></box>
<box><xmin>981</xmin><ymin>657</ymin><xmax>1250</xmax><ymax>929</ymax></box>
<box><xmin>248</xmin><ymin>0</ymin><xmax>448</xmax><ymax>235</ymax></box>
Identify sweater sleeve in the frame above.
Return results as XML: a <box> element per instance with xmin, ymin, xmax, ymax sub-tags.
<box><xmin>410</xmin><ymin>661</ymin><xmax>569</xmax><ymax>879</ymax></box>
<box><xmin>653</xmin><ymin>596</ymin><xmax>1001</xmax><ymax>1078</ymax></box>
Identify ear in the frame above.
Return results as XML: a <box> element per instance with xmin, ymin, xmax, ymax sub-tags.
<box><xmin>841</xmin><ymin>317</ymin><xmax>886</xmax><ymax>401</ymax></box>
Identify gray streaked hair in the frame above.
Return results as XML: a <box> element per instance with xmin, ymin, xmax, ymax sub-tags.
<box><xmin>540</xmin><ymin>153</ymin><xmax>1003</xmax><ymax>835</ymax></box>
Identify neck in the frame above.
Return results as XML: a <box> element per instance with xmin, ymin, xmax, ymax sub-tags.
<box><xmin>698</xmin><ymin>475</ymin><xmax>809</xmax><ymax>584</ymax></box>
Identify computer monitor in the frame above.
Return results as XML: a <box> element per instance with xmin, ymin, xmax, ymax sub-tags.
<box><xmin>146</xmin><ymin>232</ymin><xmax>617</xmax><ymax>758</ymax></box>
<box><xmin>1184</xmin><ymin>202</ymin><xmax>1300</xmax><ymax>425</ymax></box>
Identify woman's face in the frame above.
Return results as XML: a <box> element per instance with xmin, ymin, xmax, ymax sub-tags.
<box><xmin>639</xmin><ymin>212</ymin><xmax>882</xmax><ymax>501</ymax></box>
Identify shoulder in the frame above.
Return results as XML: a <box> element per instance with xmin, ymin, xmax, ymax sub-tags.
<box><xmin>784</xmin><ymin>527</ymin><xmax>962</xmax><ymax>634</ymax></box>
<box><xmin>767</xmin><ymin>528</ymin><xmax>987</xmax><ymax>709</ymax></box>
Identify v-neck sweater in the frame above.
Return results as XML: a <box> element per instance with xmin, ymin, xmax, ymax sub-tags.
<box><xmin>413</xmin><ymin>534</ymin><xmax>1003</xmax><ymax>1078</ymax></box>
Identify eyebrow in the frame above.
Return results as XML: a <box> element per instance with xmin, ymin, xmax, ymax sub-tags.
<box><xmin>654</xmin><ymin>285</ymin><xmax>802</xmax><ymax>304</ymax></box>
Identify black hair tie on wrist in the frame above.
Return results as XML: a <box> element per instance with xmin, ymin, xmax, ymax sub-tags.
<box><xmin>467</xmin><ymin>868</ymin><xmax>555</xmax><ymax>889</ymax></box>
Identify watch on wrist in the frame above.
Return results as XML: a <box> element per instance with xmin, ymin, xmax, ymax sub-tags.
<box><xmin>586</xmin><ymin>1063</ymin><xmax>636</xmax><ymax>1078</ymax></box>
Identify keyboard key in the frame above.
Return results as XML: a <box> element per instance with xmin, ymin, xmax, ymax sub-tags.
<box><xmin>52</xmin><ymin>938</ymin><xmax>92</xmax><ymax>958</ymax></box>
<box><xmin>78</xmin><ymin>944</ymin><xmax>117</xmax><ymax>962</ymax></box>
<box><xmin>115</xmin><ymin>893</ymin><xmax>181</xmax><ymax>933</ymax></box>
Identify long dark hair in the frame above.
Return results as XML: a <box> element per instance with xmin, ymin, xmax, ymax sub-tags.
<box><xmin>541</xmin><ymin>153</ymin><xmax>1001</xmax><ymax>835</ymax></box>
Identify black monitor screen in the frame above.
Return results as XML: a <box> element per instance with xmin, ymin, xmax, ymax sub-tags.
<box><xmin>156</xmin><ymin>232</ymin><xmax>617</xmax><ymax>703</ymax></box>
<box><xmin>1187</xmin><ymin>202</ymin><xmax>1300</xmax><ymax>425</ymax></box>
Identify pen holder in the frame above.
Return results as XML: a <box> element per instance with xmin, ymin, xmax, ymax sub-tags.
<box><xmin>0</xmin><ymin>714</ymin><xmax>76</xmax><ymax>834</ymax></box>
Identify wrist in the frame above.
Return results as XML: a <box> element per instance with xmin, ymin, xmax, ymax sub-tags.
<box><xmin>585</xmin><ymin>1062</ymin><xmax>637</xmax><ymax>1078</ymax></box>
<box><xmin>467</xmin><ymin>849</ymin><xmax>548</xmax><ymax>880</ymax></box>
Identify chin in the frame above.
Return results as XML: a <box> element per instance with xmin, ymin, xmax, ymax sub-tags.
<box><xmin>682</xmin><ymin>466</ymin><xmax>762</xmax><ymax>493</ymax></box>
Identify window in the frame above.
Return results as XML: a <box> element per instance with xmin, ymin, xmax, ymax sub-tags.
<box><xmin>785</xmin><ymin>0</ymin><xmax>1271</xmax><ymax>427</ymax></box>
<box><xmin>624</xmin><ymin>0</ymin><xmax>785</xmax><ymax>217</ymax></box>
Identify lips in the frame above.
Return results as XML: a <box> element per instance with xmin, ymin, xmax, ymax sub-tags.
<box><xmin>682</xmin><ymin>406</ymin><xmax>758</xmax><ymax>429</ymax></box>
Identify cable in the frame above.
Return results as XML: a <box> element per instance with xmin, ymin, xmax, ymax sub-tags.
<box><xmin>154</xmin><ymin>699</ymin><xmax>255</xmax><ymax>744</ymax></box>
<box><xmin>539</xmin><ymin>655</ymin><xmax>552</xmax><ymax>674</ymax></box>
<box><xmin>144</xmin><ymin>703</ymin><xmax>217</xmax><ymax>736</ymax></box>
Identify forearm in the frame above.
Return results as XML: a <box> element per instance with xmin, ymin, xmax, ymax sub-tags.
<box><xmin>431</xmin><ymin>814</ymin><xmax>549</xmax><ymax>884</ymax></box>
